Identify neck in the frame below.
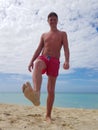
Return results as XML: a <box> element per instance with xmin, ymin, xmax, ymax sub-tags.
<box><xmin>50</xmin><ymin>27</ymin><xmax>58</xmax><ymax>32</ymax></box>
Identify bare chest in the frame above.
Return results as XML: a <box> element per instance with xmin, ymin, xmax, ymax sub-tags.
<box><xmin>44</xmin><ymin>33</ymin><xmax>62</xmax><ymax>46</ymax></box>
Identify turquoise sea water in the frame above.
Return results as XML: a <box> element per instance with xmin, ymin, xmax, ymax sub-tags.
<box><xmin>0</xmin><ymin>92</ymin><xmax>98</xmax><ymax>109</ymax></box>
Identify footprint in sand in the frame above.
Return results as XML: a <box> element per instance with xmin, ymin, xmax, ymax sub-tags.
<box><xmin>27</xmin><ymin>114</ymin><xmax>41</xmax><ymax>117</ymax></box>
<box><xmin>3</xmin><ymin>113</ymin><xmax>11</xmax><ymax>116</ymax></box>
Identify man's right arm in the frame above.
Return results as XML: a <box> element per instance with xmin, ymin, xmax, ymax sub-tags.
<box><xmin>28</xmin><ymin>34</ymin><xmax>44</xmax><ymax>72</ymax></box>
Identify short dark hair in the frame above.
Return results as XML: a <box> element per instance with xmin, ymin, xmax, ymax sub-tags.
<box><xmin>48</xmin><ymin>12</ymin><xmax>58</xmax><ymax>19</ymax></box>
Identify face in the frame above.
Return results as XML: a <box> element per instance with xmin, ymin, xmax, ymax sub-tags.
<box><xmin>48</xmin><ymin>16</ymin><xmax>58</xmax><ymax>28</ymax></box>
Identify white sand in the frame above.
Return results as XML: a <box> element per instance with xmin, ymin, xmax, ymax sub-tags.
<box><xmin>0</xmin><ymin>104</ymin><xmax>98</xmax><ymax>130</ymax></box>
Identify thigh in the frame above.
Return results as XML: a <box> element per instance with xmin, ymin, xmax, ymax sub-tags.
<box><xmin>47</xmin><ymin>76</ymin><xmax>57</xmax><ymax>92</ymax></box>
<box><xmin>47</xmin><ymin>58</ymin><xmax>60</xmax><ymax>77</ymax></box>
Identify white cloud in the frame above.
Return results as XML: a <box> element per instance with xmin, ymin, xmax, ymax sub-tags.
<box><xmin>0</xmin><ymin>0</ymin><xmax>98</xmax><ymax>74</ymax></box>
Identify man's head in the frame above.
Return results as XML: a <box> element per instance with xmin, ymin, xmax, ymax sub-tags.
<box><xmin>47</xmin><ymin>12</ymin><xmax>58</xmax><ymax>20</ymax></box>
<box><xmin>47</xmin><ymin>12</ymin><xmax>58</xmax><ymax>28</ymax></box>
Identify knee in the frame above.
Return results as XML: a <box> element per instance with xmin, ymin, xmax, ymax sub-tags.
<box><xmin>34</xmin><ymin>60</ymin><xmax>43</xmax><ymax>71</ymax></box>
<box><xmin>48</xmin><ymin>88</ymin><xmax>55</xmax><ymax>97</ymax></box>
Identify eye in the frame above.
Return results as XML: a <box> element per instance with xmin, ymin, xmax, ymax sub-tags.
<box><xmin>50</xmin><ymin>19</ymin><xmax>53</xmax><ymax>22</ymax></box>
<box><xmin>50</xmin><ymin>19</ymin><xmax>56</xmax><ymax>22</ymax></box>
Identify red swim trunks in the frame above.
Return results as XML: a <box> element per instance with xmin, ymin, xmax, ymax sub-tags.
<box><xmin>38</xmin><ymin>55</ymin><xmax>60</xmax><ymax>77</ymax></box>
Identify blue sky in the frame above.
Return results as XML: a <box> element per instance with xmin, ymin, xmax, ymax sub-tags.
<box><xmin>0</xmin><ymin>0</ymin><xmax>98</xmax><ymax>93</ymax></box>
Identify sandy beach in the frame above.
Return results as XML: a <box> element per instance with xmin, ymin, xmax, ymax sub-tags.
<box><xmin>0</xmin><ymin>104</ymin><xmax>98</xmax><ymax>130</ymax></box>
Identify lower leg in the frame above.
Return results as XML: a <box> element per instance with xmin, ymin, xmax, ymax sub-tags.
<box><xmin>46</xmin><ymin>92</ymin><xmax>55</xmax><ymax>118</ymax></box>
<box><xmin>46</xmin><ymin>76</ymin><xmax>56</xmax><ymax>121</ymax></box>
<box><xmin>32</xmin><ymin>60</ymin><xmax>46</xmax><ymax>98</ymax></box>
<box><xmin>32</xmin><ymin>68</ymin><xmax>42</xmax><ymax>98</ymax></box>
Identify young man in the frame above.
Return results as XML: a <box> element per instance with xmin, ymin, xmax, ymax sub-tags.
<box><xmin>22</xmin><ymin>12</ymin><xmax>70</xmax><ymax>122</ymax></box>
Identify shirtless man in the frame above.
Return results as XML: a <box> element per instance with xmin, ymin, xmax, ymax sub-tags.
<box><xmin>22</xmin><ymin>12</ymin><xmax>70</xmax><ymax>122</ymax></box>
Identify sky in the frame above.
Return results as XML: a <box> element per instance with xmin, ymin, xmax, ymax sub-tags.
<box><xmin>0</xmin><ymin>0</ymin><xmax>98</xmax><ymax>92</ymax></box>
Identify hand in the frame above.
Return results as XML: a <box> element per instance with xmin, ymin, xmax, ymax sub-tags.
<box><xmin>63</xmin><ymin>61</ymin><xmax>69</xmax><ymax>70</ymax></box>
<box><xmin>28</xmin><ymin>62</ymin><xmax>34</xmax><ymax>72</ymax></box>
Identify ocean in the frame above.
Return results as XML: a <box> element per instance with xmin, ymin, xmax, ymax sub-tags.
<box><xmin>0</xmin><ymin>92</ymin><xmax>98</xmax><ymax>109</ymax></box>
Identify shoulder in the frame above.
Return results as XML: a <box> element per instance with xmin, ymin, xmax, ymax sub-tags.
<box><xmin>61</xmin><ymin>31</ymin><xmax>67</xmax><ymax>37</ymax></box>
<box><xmin>40</xmin><ymin>33</ymin><xmax>46</xmax><ymax>41</ymax></box>
<box><xmin>58</xmin><ymin>31</ymin><xmax>67</xmax><ymax>40</ymax></box>
<box><xmin>41</xmin><ymin>32</ymin><xmax>48</xmax><ymax>38</ymax></box>
<box><xmin>58</xmin><ymin>30</ymin><xmax>67</xmax><ymax>37</ymax></box>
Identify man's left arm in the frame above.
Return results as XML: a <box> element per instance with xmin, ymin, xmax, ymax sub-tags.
<box><xmin>62</xmin><ymin>32</ymin><xmax>70</xmax><ymax>69</ymax></box>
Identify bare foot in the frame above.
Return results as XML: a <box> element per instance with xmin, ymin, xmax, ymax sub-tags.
<box><xmin>45</xmin><ymin>116</ymin><xmax>52</xmax><ymax>124</ymax></box>
<box><xmin>22</xmin><ymin>82</ymin><xmax>40</xmax><ymax>106</ymax></box>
